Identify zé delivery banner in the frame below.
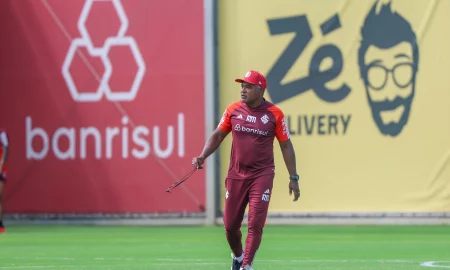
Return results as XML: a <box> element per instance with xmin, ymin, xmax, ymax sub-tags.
<box><xmin>218</xmin><ymin>0</ymin><xmax>450</xmax><ymax>213</ymax></box>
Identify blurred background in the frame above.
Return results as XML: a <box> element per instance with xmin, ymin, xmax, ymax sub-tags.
<box><xmin>1</xmin><ymin>0</ymin><xmax>449</xmax><ymax>227</ymax></box>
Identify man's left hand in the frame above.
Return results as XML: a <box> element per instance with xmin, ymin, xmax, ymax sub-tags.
<box><xmin>289</xmin><ymin>180</ymin><xmax>300</xmax><ymax>201</ymax></box>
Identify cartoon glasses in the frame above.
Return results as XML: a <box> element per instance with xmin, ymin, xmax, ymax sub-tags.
<box><xmin>365</xmin><ymin>63</ymin><xmax>415</xmax><ymax>90</ymax></box>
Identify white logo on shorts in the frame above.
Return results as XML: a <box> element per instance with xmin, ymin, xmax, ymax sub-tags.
<box><xmin>262</xmin><ymin>190</ymin><xmax>270</xmax><ymax>202</ymax></box>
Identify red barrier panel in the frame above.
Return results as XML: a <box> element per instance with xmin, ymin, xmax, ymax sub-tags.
<box><xmin>0</xmin><ymin>0</ymin><xmax>205</xmax><ymax>213</ymax></box>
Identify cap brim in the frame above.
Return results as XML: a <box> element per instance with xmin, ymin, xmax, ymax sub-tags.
<box><xmin>235</xmin><ymin>78</ymin><xmax>266</xmax><ymax>89</ymax></box>
<box><xmin>235</xmin><ymin>78</ymin><xmax>255</xmax><ymax>84</ymax></box>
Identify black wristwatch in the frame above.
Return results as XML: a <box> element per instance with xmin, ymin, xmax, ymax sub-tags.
<box><xmin>289</xmin><ymin>174</ymin><xmax>299</xmax><ymax>181</ymax></box>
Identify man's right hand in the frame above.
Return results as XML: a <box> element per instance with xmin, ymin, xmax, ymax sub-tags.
<box><xmin>192</xmin><ymin>156</ymin><xmax>205</xmax><ymax>168</ymax></box>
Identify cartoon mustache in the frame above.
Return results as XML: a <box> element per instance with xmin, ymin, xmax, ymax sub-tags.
<box><xmin>369</xmin><ymin>95</ymin><xmax>413</xmax><ymax>111</ymax></box>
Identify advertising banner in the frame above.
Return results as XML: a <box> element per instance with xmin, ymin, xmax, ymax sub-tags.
<box><xmin>0</xmin><ymin>0</ymin><xmax>205</xmax><ymax>213</ymax></box>
<box><xmin>218</xmin><ymin>0</ymin><xmax>450</xmax><ymax>213</ymax></box>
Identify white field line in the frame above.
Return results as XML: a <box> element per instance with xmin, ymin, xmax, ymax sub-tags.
<box><xmin>421</xmin><ymin>261</ymin><xmax>450</xmax><ymax>268</ymax></box>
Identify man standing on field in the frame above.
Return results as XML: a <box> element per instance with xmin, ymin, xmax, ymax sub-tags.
<box><xmin>192</xmin><ymin>70</ymin><xmax>300</xmax><ymax>270</ymax></box>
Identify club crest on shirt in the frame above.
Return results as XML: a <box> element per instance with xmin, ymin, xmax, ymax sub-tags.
<box><xmin>261</xmin><ymin>114</ymin><xmax>269</xmax><ymax>124</ymax></box>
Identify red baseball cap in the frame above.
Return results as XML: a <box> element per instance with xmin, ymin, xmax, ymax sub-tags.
<box><xmin>235</xmin><ymin>70</ymin><xmax>267</xmax><ymax>89</ymax></box>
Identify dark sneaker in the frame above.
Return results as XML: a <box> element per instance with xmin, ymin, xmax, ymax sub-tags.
<box><xmin>231</xmin><ymin>253</ymin><xmax>243</xmax><ymax>270</ymax></box>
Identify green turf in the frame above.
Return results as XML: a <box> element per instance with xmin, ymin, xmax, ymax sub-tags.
<box><xmin>0</xmin><ymin>225</ymin><xmax>449</xmax><ymax>269</ymax></box>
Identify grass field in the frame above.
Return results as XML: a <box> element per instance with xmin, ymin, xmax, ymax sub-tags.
<box><xmin>1</xmin><ymin>225</ymin><xmax>450</xmax><ymax>269</ymax></box>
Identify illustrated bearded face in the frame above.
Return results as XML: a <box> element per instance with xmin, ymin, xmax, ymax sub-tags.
<box><xmin>358</xmin><ymin>1</ymin><xmax>419</xmax><ymax>137</ymax></box>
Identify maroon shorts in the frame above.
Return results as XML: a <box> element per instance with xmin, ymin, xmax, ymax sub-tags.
<box><xmin>223</xmin><ymin>174</ymin><xmax>274</xmax><ymax>228</ymax></box>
